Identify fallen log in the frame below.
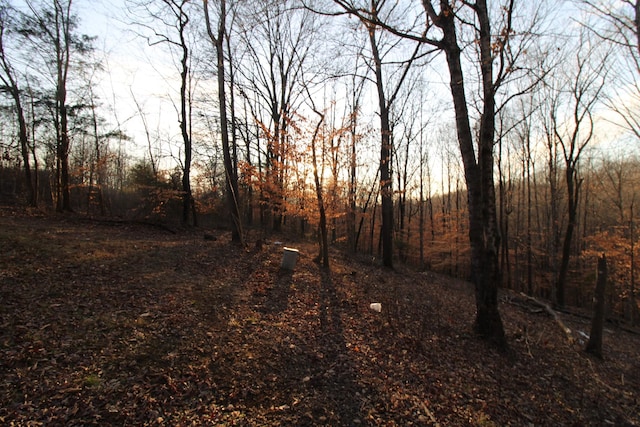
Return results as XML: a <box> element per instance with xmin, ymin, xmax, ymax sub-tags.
<box><xmin>519</xmin><ymin>292</ymin><xmax>574</xmax><ymax>344</ymax></box>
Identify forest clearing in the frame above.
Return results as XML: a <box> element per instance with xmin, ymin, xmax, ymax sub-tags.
<box><xmin>0</xmin><ymin>207</ymin><xmax>638</xmax><ymax>426</ymax></box>
<box><xmin>3</xmin><ymin>1</ymin><xmax>640</xmax><ymax>424</ymax></box>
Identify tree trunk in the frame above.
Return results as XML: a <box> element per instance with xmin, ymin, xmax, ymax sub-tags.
<box><xmin>243</xmin><ymin>101</ymin><xmax>255</xmax><ymax>225</ymax></box>
<box><xmin>547</xmin><ymin>136</ymin><xmax>560</xmax><ymax>300</ymax></box>
<box><xmin>228</xmin><ymin>29</ymin><xmax>243</xmax><ymax>237</ymax></box>
<box><xmin>15</xmin><ymin>91</ymin><xmax>35</xmax><ymax>206</ymax></box>
<box><xmin>557</xmin><ymin>167</ymin><xmax>581</xmax><ymax>307</ymax></box>
<box><xmin>370</xmin><ymin>196</ymin><xmax>378</xmax><ymax>256</ymax></box>
<box><xmin>631</xmin><ymin>203</ymin><xmax>637</xmax><ymax>325</ymax></box>
<box><xmin>310</xmin><ymin>112</ymin><xmax>329</xmax><ymax>267</ymax></box>
<box><xmin>355</xmin><ymin>169</ymin><xmax>379</xmax><ymax>253</ymax></box>
<box><xmin>368</xmin><ymin>23</ymin><xmax>393</xmax><ymax>268</ymax></box>
<box><xmin>419</xmin><ymin>151</ymin><xmax>425</xmax><ymax>269</ymax></box>
<box><xmin>439</xmin><ymin>0</ymin><xmax>506</xmax><ymax>346</ymax></box>
<box><xmin>57</xmin><ymin>1</ymin><xmax>72</xmax><ymax>213</ymax></box>
<box><xmin>178</xmin><ymin>10</ymin><xmax>194</xmax><ymax>226</ymax></box>
<box><xmin>28</xmin><ymin>85</ymin><xmax>39</xmax><ymax>206</ymax></box>
<box><xmin>59</xmin><ymin>103</ymin><xmax>71</xmax><ymax>212</ymax></box>
<box><xmin>205</xmin><ymin>0</ymin><xmax>242</xmax><ymax>241</ymax></box>
<box><xmin>348</xmin><ymin>119</ymin><xmax>357</xmax><ymax>252</ymax></box>
<box><xmin>586</xmin><ymin>254</ymin><xmax>607</xmax><ymax>358</ymax></box>
<box><xmin>56</xmin><ymin>52</ymin><xmax>70</xmax><ymax>212</ymax></box>
<box><xmin>347</xmin><ymin>77</ymin><xmax>363</xmax><ymax>252</ymax></box>
<box><xmin>526</xmin><ymin>135</ymin><xmax>533</xmax><ymax>295</ymax></box>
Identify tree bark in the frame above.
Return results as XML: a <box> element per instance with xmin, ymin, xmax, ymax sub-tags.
<box><xmin>631</xmin><ymin>203</ymin><xmax>637</xmax><ymax>325</ymax></box>
<box><xmin>310</xmin><ymin>111</ymin><xmax>328</xmax><ymax>267</ymax></box>
<box><xmin>586</xmin><ymin>254</ymin><xmax>607</xmax><ymax>358</ymax></box>
<box><xmin>204</xmin><ymin>0</ymin><xmax>242</xmax><ymax>242</ymax></box>
<box><xmin>177</xmin><ymin>4</ymin><xmax>194</xmax><ymax>226</ymax></box>
<box><xmin>348</xmin><ymin>116</ymin><xmax>358</xmax><ymax>252</ymax></box>
<box><xmin>368</xmin><ymin>22</ymin><xmax>394</xmax><ymax>268</ymax></box>
<box><xmin>557</xmin><ymin>168</ymin><xmax>579</xmax><ymax>308</ymax></box>
<box><xmin>419</xmin><ymin>146</ymin><xmax>425</xmax><ymax>269</ymax></box>
<box><xmin>436</xmin><ymin>0</ymin><xmax>506</xmax><ymax>346</ymax></box>
<box><xmin>54</xmin><ymin>0</ymin><xmax>73</xmax><ymax>212</ymax></box>
<box><xmin>17</xmin><ymin>95</ymin><xmax>35</xmax><ymax>207</ymax></box>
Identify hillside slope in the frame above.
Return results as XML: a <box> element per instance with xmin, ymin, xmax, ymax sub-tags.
<box><xmin>0</xmin><ymin>210</ymin><xmax>638</xmax><ymax>425</ymax></box>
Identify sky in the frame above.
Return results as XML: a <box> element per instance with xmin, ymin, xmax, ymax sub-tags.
<box><xmin>76</xmin><ymin>0</ymin><xmax>184</xmax><ymax>165</ymax></box>
<box><xmin>66</xmin><ymin>0</ymin><xmax>640</xmax><ymax>185</ymax></box>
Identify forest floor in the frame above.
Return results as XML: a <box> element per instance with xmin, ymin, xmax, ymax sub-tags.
<box><xmin>0</xmin><ymin>206</ymin><xmax>639</xmax><ymax>426</ymax></box>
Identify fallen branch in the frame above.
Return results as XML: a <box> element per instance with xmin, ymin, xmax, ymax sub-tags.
<box><xmin>519</xmin><ymin>293</ymin><xmax>574</xmax><ymax>344</ymax></box>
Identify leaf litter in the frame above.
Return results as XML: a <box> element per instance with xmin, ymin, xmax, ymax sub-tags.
<box><xmin>0</xmin><ymin>210</ymin><xmax>638</xmax><ymax>426</ymax></box>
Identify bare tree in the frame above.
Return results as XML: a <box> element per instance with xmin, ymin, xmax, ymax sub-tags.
<box><xmin>235</xmin><ymin>0</ymin><xmax>318</xmax><ymax>232</ymax></box>
<box><xmin>513</xmin><ymin>94</ymin><xmax>539</xmax><ymax>295</ymax></box>
<box><xmin>20</xmin><ymin>0</ymin><xmax>93</xmax><ymax>211</ymax></box>
<box><xmin>417</xmin><ymin>97</ymin><xmax>434</xmax><ymax>269</ymax></box>
<box><xmin>420</xmin><ymin>0</ymin><xmax>514</xmax><ymax>344</ymax></box>
<box><xmin>393</xmin><ymin>83</ymin><xmax>423</xmax><ymax>262</ymax></box>
<box><xmin>580</xmin><ymin>1</ymin><xmax>640</xmax><ymax>142</ymax></box>
<box><xmin>304</xmin><ymin>85</ymin><xmax>329</xmax><ymax>267</ymax></box>
<box><xmin>127</xmin><ymin>0</ymin><xmax>197</xmax><ymax>225</ymax></box>
<box><xmin>204</xmin><ymin>0</ymin><xmax>243</xmax><ymax>242</ymax></box>
<box><xmin>332</xmin><ymin>0</ymin><xmax>425</xmax><ymax>268</ymax></box>
<box><xmin>548</xmin><ymin>30</ymin><xmax>609</xmax><ymax>307</ymax></box>
<box><xmin>591</xmin><ymin>151</ymin><xmax>640</xmax><ymax>322</ymax></box>
<box><xmin>84</xmin><ymin>77</ymin><xmax>107</xmax><ymax>215</ymax></box>
<box><xmin>0</xmin><ymin>1</ymin><xmax>35</xmax><ymax>206</ymax></box>
<box><xmin>321</xmin><ymin>0</ymin><xmax>542</xmax><ymax>343</ymax></box>
<box><xmin>345</xmin><ymin>61</ymin><xmax>366</xmax><ymax>253</ymax></box>
<box><xmin>130</xmin><ymin>88</ymin><xmax>160</xmax><ymax>180</ymax></box>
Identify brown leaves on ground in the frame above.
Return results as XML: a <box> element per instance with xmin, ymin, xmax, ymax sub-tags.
<box><xmin>0</xmin><ymin>210</ymin><xmax>638</xmax><ymax>426</ymax></box>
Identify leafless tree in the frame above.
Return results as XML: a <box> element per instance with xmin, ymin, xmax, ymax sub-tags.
<box><xmin>20</xmin><ymin>0</ymin><xmax>93</xmax><ymax>211</ymax></box>
<box><xmin>330</xmin><ymin>0</ymin><xmax>426</xmax><ymax>268</ymax></box>
<box><xmin>580</xmin><ymin>0</ymin><xmax>640</xmax><ymax>142</ymax></box>
<box><xmin>204</xmin><ymin>0</ymin><xmax>243</xmax><ymax>242</ymax></box>
<box><xmin>547</xmin><ymin>30</ymin><xmax>610</xmax><ymax>307</ymax></box>
<box><xmin>0</xmin><ymin>1</ymin><xmax>35</xmax><ymax>206</ymax></box>
<box><xmin>345</xmin><ymin>58</ymin><xmax>367</xmax><ymax>253</ymax></box>
<box><xmin>326</xmin><ymin>0</ymin><xmax>554</xmax><ymax>344</ymax></box>
<box><xmin>127</xmin><ymin>0</ymin><xmax>197</xmax><ymax>225</ymax></box>
<box><xmin>234</xmin><ymin>0</ymin><xmax>319</xmax><ymax>232</ymax></box>
<box><xmin>303</xmin><ymin>83</ymin><xmax>329</xmax><ymax>267</ymax></box>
